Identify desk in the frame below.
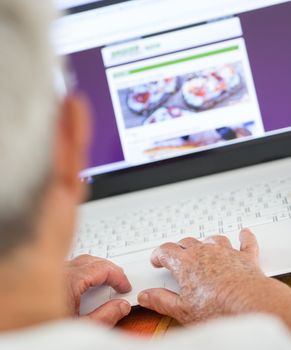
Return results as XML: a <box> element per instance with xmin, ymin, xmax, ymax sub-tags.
<box><xmin>117</xmin><ymin>307</ymin><xmax>180</xmax><ymax>337</ymax></box>
<box><xmin>116</xmin><ymin>275</ymin><xmax>291</xmax><ymax>337</ymax></box>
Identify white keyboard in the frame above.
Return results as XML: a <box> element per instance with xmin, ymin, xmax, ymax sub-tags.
<box><xmin>72</xmin><ymin>176</ymin><xmax>291</xmax><ymax>260</ymax></box>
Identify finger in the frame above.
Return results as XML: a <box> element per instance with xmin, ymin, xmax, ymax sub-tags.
<box><xmin>178</xmin><ymin>237</ymin><xmax>201</xmax><ymax>249</ymax></box>
<box><xmin>75</xmin><ymin>260</ymin><xmax>132</xmax><ymax>294</ymax></box>
<box><xmin>151</xmin><ymin>243</ymin><xmax>184</xmax><ymax>272</ymax></box>
<box><xmin>69</xmin><ymin>254</ymin><xmax>103</xmax><ymax>267</ymax></box>
<box><xmin>239</xmin><ymin>228</ymin><xmax>259</xmax><ymax>259</ymax></box>
<box><xmin>203</xmin><ymin>235</ymin><xmax>232</xmax><ymax>248</ymax></box>
<box><xmin>138</xmin><ymin>289</ymin><xmax>180</xmax><ymax>320</ymax></box>
<box><xmin>90</xmin><ymin>261</ymin><xmax>132</xmax><ymax>294</ymax></box>
<box><xmin>84</xmin><ymin>299</ymin><xmax>131</xmax><ymax>328</ymax></box>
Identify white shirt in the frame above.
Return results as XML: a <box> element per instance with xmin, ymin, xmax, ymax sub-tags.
<box><xmin>0</xmin><ymin>314</ymin><xmax>291</xmax><ymax>350</ymax></box>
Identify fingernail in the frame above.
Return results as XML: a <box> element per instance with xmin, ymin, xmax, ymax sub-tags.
<box><xmin>138</xmin><ymin>292</ymin><xmax>149</xmax><ymax>305</ymax></box>
<box><xmin>120</xmin><ymin>302</ymin><xmax>131</xmax><ymax>315</ymax></box>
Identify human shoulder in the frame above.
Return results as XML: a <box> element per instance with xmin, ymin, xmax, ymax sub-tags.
<box><xmin>157</xmin><ymin>314</ymin><xmax>291</xmax><ymax>350</ymax></box>
<box><xmin>0</xmin><ymin>315</ymin><xmax>290</xmax><ymax>350</ymax></box>
<box><xmin>0</xmin><ymin>320</ymin><xmax>118</xmax><ymax>350</ymax></box>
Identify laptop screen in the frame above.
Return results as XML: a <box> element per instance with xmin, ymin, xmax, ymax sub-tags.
<box><xmin>54</xmin><ymin>0</ymin><xmax>291</xmax><ymax>180</ymax></box>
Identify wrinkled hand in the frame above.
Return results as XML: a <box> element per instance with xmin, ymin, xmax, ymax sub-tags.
<box><xmin>138</xmin><ymin>229</ymin><xmax>267</xmax><ymax>325</ymax></box>
<box><xmin>64</xmin><ymin>255</ymin><xmax>132</xmax><ymax>327</ymax></box>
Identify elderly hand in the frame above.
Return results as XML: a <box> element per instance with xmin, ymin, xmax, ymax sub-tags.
<box><xmin>64</xmin><ymin>255</ymin><xmax>132</xmax><ymax>327</ymax></box>
<box><xmin>138</xmin><ymin>228</ymin><xmax>280</xmax><ymax>325</ymax></box>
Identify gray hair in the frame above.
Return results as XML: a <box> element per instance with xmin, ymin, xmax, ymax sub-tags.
<box><xmin>0</xmin><ymin>0</ymin><xmax>58</xmax><ymax>255</ymax></box>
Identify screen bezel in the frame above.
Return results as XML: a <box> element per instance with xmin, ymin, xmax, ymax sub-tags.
<box><xmin>65</xmin><ymin>0</ymin><xmax>132</xmax><ymax>14</ymax></box>
<box><xmin>88</xmin><ymin>131</ymin><xmax>291</xmax><ymax>201</ymax></box>
<box><xmin>66</xmin><ymin>1</ymin><xmax>291</xmax><ymax>201</ymax></box>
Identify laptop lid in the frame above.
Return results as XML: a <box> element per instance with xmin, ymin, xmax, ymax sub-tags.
<box><xmin>53</xmin><ymin>0</ymin><xmax>291</xmax><ymax>200</ymax></box>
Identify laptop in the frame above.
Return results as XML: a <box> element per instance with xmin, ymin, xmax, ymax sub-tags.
<box><xmin>53</xmin><ymin>0</ymin><xmax>291</xmax><ymax>315</ymax></box>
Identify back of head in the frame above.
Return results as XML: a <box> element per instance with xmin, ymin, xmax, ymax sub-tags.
<box><xmin>0</xmin><ymin>0</ymin><xmax>57</xmax><ymax>256</ymax></box>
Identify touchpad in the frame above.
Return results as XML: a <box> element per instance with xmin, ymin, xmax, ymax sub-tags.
<box><xmin>80</xmin><ymin>258</ymin><xmax>179</xmax><ymax>316</ymax></box>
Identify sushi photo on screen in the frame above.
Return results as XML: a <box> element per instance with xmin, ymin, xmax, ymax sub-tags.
<box><xmin>117</xmin><ymin>62</ymin><xmax>250</xmax><ymax>129</ymax></box>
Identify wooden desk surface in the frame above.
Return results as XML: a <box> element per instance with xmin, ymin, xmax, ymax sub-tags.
<box><xmin>117</xmin><ymin>307</ymin><xmax>180</xmax><ymax>338</ymax></box>
<box><xmin>116</xmin><ymin>275</ymin><xmax>291</xmax><ymax>337</ymax></box>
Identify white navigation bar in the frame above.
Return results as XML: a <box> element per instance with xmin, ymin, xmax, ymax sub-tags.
<box><xmin>102</xmin><ymin>17</ymin><xmax>242</xmax><ymax>67</ymax></box>
<box><xmin>53</xmin><ymin>0</ymin><xmax>289</xmax><ymax>55</ymax></box>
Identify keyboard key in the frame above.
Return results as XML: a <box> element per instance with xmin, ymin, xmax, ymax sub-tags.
<box><xmin>72</xmin><ymin>176</ymin><xmax>291</xmax><ymax>261</ymax></box>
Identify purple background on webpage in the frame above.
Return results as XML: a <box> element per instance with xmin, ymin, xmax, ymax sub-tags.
<box><xmin>70</xmin><ymin>2</ymin><xmax>291</xmax><ymax>169</ymax></box>
<box><xmin>70</xmin><ymin>49</ymin><xmax>124</xmax><ymax>168</ymax></box>
<box><xmin>240</xmin><ymin>3</ymin><xmax>291</xmax><ymax>132</ymax></box>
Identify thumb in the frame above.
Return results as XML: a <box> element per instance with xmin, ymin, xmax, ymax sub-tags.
<box><xmin>240</xmin><ymin>228</ymin><xmax>259</xmax><ymax>261</ymax></box>
<box><xmin>138</xmin><ymin>288</ymin><xmax>180</xmax><ymax>319</ymax></box>
<box><xmin>83</xmin><ymin>299</ymin><xmax>131</xmax><ymax>328</ymax></box>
